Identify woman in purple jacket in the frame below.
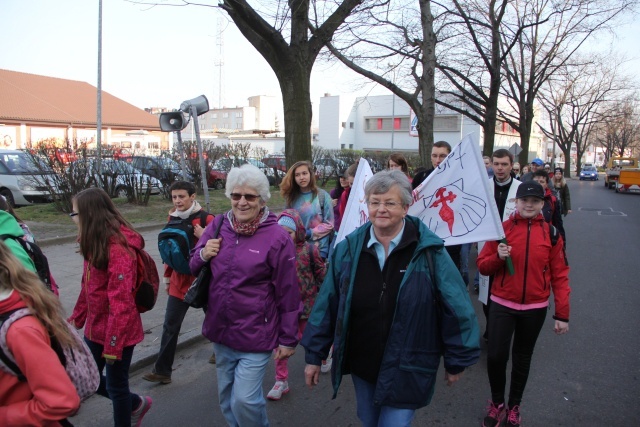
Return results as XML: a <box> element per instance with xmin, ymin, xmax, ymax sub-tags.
<box><xmin>190</xmin><ymin>164</ymin><xmax>300</xmax><ymax>427</ymax></box>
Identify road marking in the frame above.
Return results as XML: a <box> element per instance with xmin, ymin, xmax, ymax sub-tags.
<box><xmin>578</xmin><ymin>207</ymin><xmax>626</xmax><ymax>217</ymax></box>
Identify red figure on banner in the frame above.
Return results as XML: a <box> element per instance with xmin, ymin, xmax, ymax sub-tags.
<box><xmin>430</xmin><ymin>187</ymin><xmax>457</xmax><ymax>233</ymax></box>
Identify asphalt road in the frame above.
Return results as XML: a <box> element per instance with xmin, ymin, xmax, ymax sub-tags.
<box><xmin>68</xmin><ymin>178</ymin><xmax>640</xmax><ymax>426</ymax></box>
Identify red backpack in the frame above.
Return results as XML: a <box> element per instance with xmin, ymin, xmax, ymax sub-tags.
<box><xmin>133</xmin><ymin>248</ymin><xmax>160</xmax><ymax>313</ymax></box>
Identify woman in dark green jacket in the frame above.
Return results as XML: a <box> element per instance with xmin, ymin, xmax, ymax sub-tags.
<box><xmin>301</xmin><ymin>170</ymin><xmax>480</xmax><ymax>427</ymax></box>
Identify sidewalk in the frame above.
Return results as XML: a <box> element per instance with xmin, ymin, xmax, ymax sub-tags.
<box><xmin>37</xmin><ymin>224</ymin><xmax>209</xmax><ymax>373</ymax></box>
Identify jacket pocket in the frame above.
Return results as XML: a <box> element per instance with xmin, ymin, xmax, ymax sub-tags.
<box><xmin>384</xmin><ymin>350</ymin><xmax>439</xmax><ymax>407</ymax></box>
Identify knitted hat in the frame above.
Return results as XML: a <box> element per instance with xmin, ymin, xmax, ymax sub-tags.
<box><xmin>554</xmin><ymin>167</ymin><xmax>563</xmax><ymax>174</ymax></box>
<box><xmin>516</xmin><ymin>181</ymin><xmax>545</xmax><ymax>200</ymax></box>
<box><xmin>278</xmin><ymin>215</ymin><xmax>296</xmax><ymax>231</ymax></box>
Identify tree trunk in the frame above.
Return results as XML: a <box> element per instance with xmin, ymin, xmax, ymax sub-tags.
<box><xmin>277</xmin><ymin>64</ymin><xmax>313</xmax><ymax>166</ymax></box>
<box><xmin>419</xmin><ymin>0</ymin><xmax>436</xmax><ymax>168</ymax></box>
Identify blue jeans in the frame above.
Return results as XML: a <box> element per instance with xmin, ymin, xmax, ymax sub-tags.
<box><xmin>214</xmin><ymin>343</ymin><xmax>271</xmax><ymax>427</ymax></box>
<box><xmin>85</xmin><ymin>338</ymin><xmax>141</xmax><ymax>427</ymax></box>
<box><xmin>154</xmin><ymin>295</ymin><xmax>190</xmax><ymax>376</ymax></box>
<box><xmin>352</xmin><ymin>374</ymin><xmax>415</xmax><ymax>427</ymax></box>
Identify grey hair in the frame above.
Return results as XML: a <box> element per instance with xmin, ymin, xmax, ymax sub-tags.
<box><xmin>225</xmin><ymin>164</ymin><xmax>271</xmax><ymax>202</ymax></box>
<box><xmin>365</xmin><ymin>170</ymin><xmax>413</xmax><ymax>206</ymax></box>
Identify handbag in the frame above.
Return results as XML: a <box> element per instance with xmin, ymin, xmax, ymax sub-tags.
<box><xmin>183</xmin><ymin>216</ymin><xmax>223</xmax><ymax>309</ymax></box>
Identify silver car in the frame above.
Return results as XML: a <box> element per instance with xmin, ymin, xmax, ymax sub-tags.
<box><xmin>0</xmin><ymin>150</ymin><xmax>57</xmax><ymax>207</ymax></box>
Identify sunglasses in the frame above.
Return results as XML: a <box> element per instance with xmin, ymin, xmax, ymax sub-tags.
<box><xmin>513</xmin><ymin>169</ymin><xmax>520</xmax><ymax>172</ymax></box>
<box><xmin>68</xmin><ymin>212</ymin><xmax>79</xmax><ymax>217</ymax></box>
<box><xmin>230</xmin><ymin>193</ymin><xmax>260</xmax><ymax>202</ymax></box>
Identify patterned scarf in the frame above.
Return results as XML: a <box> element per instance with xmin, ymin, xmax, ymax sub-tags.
<box><xmin>227</xmin><ymin>206</ymin><xmax>270</xmax><ymax>236</ymax></box>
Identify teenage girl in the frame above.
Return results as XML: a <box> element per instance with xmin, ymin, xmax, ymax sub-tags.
<box><xmin>280</xmin><ymin>161</ymin><xmax>334</xmax><ymax>259</ymax></box>
<box><xmin>0</xmin><ymin>241</ymin><xmax>80</xmax><ymax>425</ymax></box>
<box><xmin>67</xmin><ymin>188</ymin><xmax>152</xmax><ymax>427</ymax></box>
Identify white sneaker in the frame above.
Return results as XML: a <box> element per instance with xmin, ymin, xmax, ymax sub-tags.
<box><xmin>321</xmin><ymin>356</ymin><xmax>332</xmax><ymax>373</ymax></box>
<box><xmin>267</xmin><ymin>380</ymin><xmax>289</xmax><ymax>401</ymax></box>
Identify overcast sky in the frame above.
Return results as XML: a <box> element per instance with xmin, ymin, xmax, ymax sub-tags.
<box><xmin>0</xmin><ymin>0</ymin><xmax>637</xmax><ymax>115</ymax></box>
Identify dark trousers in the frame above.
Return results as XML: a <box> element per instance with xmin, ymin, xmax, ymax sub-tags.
<box><xmin>154</xmin><ymin>295</ymin><xmax>191</xmax><ymax>376</ymax></box>
<box><xmin>85</xmin><ymin>338</ymin><xmax>141</xmax><ymax>427</ymax></box>
<box><xmin>486</xmin><ymin>301</ymin><xmax>547</xmax><ymax>407</ymax></box>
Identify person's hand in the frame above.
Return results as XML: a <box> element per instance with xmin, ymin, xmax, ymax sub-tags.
<box><xmin>554</xmin><ymin>320</ymin><xmax>569</xmax><ymax>335</ymax></box>
<box><xmin>202</xmin><ymin>238</ymin><xmax>222</xmax><ymax>261</ymax></box>
<box><xmin>567</xmin><ymin>210</ymin><xmax>572</xmax><ymax>215</ymax></box>
<box><xmin>331</xmin><ymin>198</ymin><xmax>338</xmax><ymax>207</ymax></box>
<box><xmin>274</xmin><ymin>346</ymin><xmax>295</xmax><ymax>360</ymax></box>
<box><xmin>305</xmin><ymin>364</ymin><xmax>321</xmax><ymax>388</ymax></box>
<box><xmin>193</xmin><ymin>224</ymin><xmax>205</xmax><ymax>239</ymax></box>
<box><xmin>444</xmin><ymin>371</ymin><xmax>463</xmax><ymax>386</ymax></box>
<box><xmin>497</xmin><ymin>243</ymin><xmax>512</xmax><ymax>260</ymax></box>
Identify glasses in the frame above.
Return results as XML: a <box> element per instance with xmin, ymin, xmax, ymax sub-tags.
<box><xmin>513</xmin><ymin>169</ymin><xmax>520</xmax><ymax>172</ymax></box>
<box><xmin>230</xmin><ymin>193</ymin><xmax>260</xmax><ymax>202</ymax></box>
<box><xmin>367</xmin><ymin>201</ymin><xmax>402</xmax><ymax>210</ymax></box>
<box><xmin>68</xmin><ymin>212</ymin><xmax>79</xmax><ymax>217</ymax></box>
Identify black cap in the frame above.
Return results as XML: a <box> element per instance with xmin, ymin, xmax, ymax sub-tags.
<box><xmin>516</xmin><ymin>181</ymin><xmax>544</xmax><ymax>199</ymax></box>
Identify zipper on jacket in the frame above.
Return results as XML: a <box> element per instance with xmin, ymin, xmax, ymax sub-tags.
<box><xmin>543</xmin><ymin>265</ymin><xmax>549</xmax><ymax>290</ymax></box>
<box><xmin>379</xmin><ymin>282</ymin><xmax>386</xmax><ymax>304</ymax></box>
<box><xmin>522</xmin><ymin>221</ymin><xmax>531</xmax><ymax>304</ymax></box>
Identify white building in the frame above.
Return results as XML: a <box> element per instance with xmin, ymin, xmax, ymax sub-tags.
<box><xmin>317</xmin><ymin>93</ymin><xmax>545</xmax><ymax>160</ymax></box>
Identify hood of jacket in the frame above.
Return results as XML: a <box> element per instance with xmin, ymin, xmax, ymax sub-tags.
<box><xmin>277</xmin><ymin>209</ymin><xmax>306</xmax><ymax>245</ymax></box>
<box><xmin>0</xmin><ymin>289</ymin><xmax>26</xmax><ymax>316</ymax></box>
<box><xmin>0</xmin><ymin>211</ymin><xmax>24</xmax><ymax>240</ymax></box>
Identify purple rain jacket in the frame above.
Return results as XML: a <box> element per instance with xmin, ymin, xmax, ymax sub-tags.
<box><xmin>189</xmin><ymin>211</ymin><xmax>301</xmax><ymax>353</ymax></box>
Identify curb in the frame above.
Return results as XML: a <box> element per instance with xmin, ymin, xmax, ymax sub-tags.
<box><xmin>38</xmin><ymin>223</ymin><xmax>166</xmax><ymax>248</ymax></box>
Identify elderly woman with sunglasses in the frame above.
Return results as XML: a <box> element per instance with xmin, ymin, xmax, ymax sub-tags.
<box><xmin>301</xmin><ymin>170</ymin><xmax>480</xmax><ymax>427</ymax></box>
<box><xmin>189</xmin><ymin>164</ymin><xmax>300</xmax><ymax>427</ymax></box>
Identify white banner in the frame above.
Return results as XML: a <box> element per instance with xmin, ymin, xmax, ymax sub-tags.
<box><xmin>407</xmin><ymin>134</ymin><xmax>504</xmax><ymax>246</ymax></box>
<box><xmin>334</xmin><ymin>158</ymin><xmax>373</xmax><ymax>246</ymax></box>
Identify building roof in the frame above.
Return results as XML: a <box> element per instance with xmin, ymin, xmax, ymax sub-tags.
<box><xmin>0</xmin><ymin>69</ymin><xmax>160</xmax><ymax>130</ymax></box>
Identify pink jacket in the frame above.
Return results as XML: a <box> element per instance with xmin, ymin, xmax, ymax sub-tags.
<box><xmin>68</xmin><ymin>226</ymin><xmax>144</xmax><ymax>359</ymax></box>
<box><xmin>0</xmin><ymin>291</ymin><xmax>80</xmax><ymax>426</ymax></box>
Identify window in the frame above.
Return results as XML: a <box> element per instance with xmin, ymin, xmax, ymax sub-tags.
<box><xmin>148</xmin><ymin>142</ymin><xmax>159</xmax><ymax>150</ymax></box>
<box><xmin>223</xmin><ymin>112</ymin><xmax>229</xmax><ymax>118</ymax></box>
<box><xmin>341</xmin><ymin>144</ymin><xmax>345</xmax><ymax>149</ymax></box>
<box><xmin>236</xmin><ymin>112</ymin><xmax>243</xmax><ymax>118</ymax></box>
<box><xmin>212</xmin><ymin>113</ymin><xmax>217</xmax><ymax>119</ymax></box>
<box><xmin>433</xmin><ymin>115</ymin><xmax>460</xmax><ymax>132</ymax></box>
<box><xmin>364</xmin><ymin>117</ymin><xmax>410</xmax><ymax>131</ymax></box>
<box><xmin>349</xmin><ymin>144</ymin><xmax>354</xmax><ymax>149</ymax></box>
<box><xmin>342</xmin><ymin>122</ymin><xmax>346</xmax><ymax>128</ymax></box>
<box><xmin>349</xmin><ymin>122</ymin><xmax>354</xmax><ymax>129</ymax></box>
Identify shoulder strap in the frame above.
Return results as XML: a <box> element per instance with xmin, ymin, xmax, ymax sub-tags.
<box><xmin>212</xmin><ymin>214</ymin><xmax>224</xmax><ymax>238</ymax></box>
<box><xmin>198</xmin><ymin>210</ymin><xmax>210</xmax><ymax>228</ymax></box>
<box><xmin>317</xmin><ymin>190</ymin><xmax>325</xmax><ymax>211</ymax></box>
<box><xmin>0</xmin><ymin>308</ymin><xmax>31</xmax><ymax>381</ymax></box>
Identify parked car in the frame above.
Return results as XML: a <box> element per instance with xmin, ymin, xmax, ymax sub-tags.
<box><xmin>261</xmin><ymin>156</ymin><xmax>287</xmax><ymax>172</ymax></box>
<box><xmin>69</xmin><ymin>158</ymin><xmax>162</xmax><ymax>198</ymax></box>
<box><xmin>314</xmin><ymin>158</ymin><xmax>348</xmax><ymax>177</ymax></box>
<box><xmin>0</xmin><ymin>150</ymin><xmax>58</xmax><ymax>207</ymax></box>
<box><xmin>124</xmin><ymin>156</ymin><xmax>193</xmax><ymax>185</ymax></box>
<box><xmin>579</xmin><ymin>165</ymin><xmax>599</xmax><ymax>181</ymax></box>
<box><xmin>209</xmin><ymin>157</ymin><xmax>283</xmax><ymax>188</ymax></box>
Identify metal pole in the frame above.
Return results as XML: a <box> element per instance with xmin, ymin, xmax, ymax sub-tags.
<box><xmin>191</xmin><ymin>106</ymin><xmax>210</xmax><ymax>211</ymax></box>
<box><xmin>175</xmin><ymin>130</ymin><xmax>188</xmax><ymax>181</ymax></box>
<box><xmin>391</xmin><ymin>93</ymin><xmax>395</xmax><ymax>151</ymax></box>
<box><xmin>96</xmin><ymin>0</ymin><xmax>103</xmax><ymax>179</ymax></box>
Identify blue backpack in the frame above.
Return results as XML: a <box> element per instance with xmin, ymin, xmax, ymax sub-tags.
<box><xmin>158</xmin><ymin>211</ymin><xmax>209</xmax><ymax>275</ymax></box>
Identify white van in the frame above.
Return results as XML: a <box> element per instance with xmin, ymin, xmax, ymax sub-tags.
<box><xmin>0</xmin><ymin>150</ymin><xmax>56</xmax><ymax>207</ymax></box>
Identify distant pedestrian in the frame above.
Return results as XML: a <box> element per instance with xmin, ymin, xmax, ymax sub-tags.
<box><xmin>330</xmin><ymin>169</ymin><xmax>349</xmax><ymax>232</ymax></box>
<box><xmin>0</xmin><ymin>195</ymin><xmax>36</xmax><ymax>243</ymax></box>
<box><xmin>142</xmin><ymin>181</ymin><xmax>214</xmax><ymax>385</ymax></box>
<box><xmin>512</xmin><ymin>162</ymin><xmax>521</xmax><ymax>179</ymax></box>
<box><xmin>0</xmin><ymin>241</ymin><xmax>81</xmax><ymax>425</ymax></box>
<box><xmin>477</xmin><ymin>181</ymin><xmax>570</xmax><ymax>427</ymax></box>
<box><xmin>387</xmin><ymin>152</ymin><xmax>411</xmax><ymax>181</ymax></box>
<box><xmin>532</xmin><ymin>170</ymin><xmax>566</xmax><ymax>245</ymax></box>
<box><xmin>280</xmin><ymin>161</ymin><xmax>334</xmax><ymax>259</ymax></box>
<box><xmin>67</xmin><ymin>188</ymin><xmax>152</xmax><ymax>427</ymax></box>
<box><xmin>190</xmin><ymin>164</ymin><xmax>300</xmax><ymax>427</ymax></box>
<box><xmin>266</xmin><ymin>209</ymin><xmax>326</xmax><ymax>401</ymax></box>
<box><xmin>552</xmin><ymin>167</ymin><xmax>572</xmax><ymax>216</ymax></box>
<box><xmin>338</xmin><ymin>163</ymin><xmax>358</xmax><ymax>220</ymax></box>
<box><xmin>484</xmin><ymin>156</ymin><xmax>495</xmax><ymax>178</ymax></box>
<box><xmin>519</xmin><ymin>158</ymin><xmax>544</xmax><ymax>181</ymax></box>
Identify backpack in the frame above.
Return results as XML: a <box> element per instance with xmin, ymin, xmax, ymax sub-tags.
<box><xmin>134</xmin><ymin>248</ymin><xmax>160</xmax><ymax>313</ymax></box>
<box><xmin>0</xmin><ymin>234</ymin><xmax>57</xmax><ymax>295</ymax></box>
<box><xmin>0</xmin><ymin>308</ymin><xmax>100</xmax><ymax>403</ymax></box>
<box><xmin>158</xmin><ymin>211</ymin><xmax>209</xmax><ymax>275</ymax></box>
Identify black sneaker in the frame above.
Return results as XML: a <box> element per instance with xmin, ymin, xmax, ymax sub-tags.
<box><xmin>504</xmin><ymin>405</ymin><xmax>521</xmax><ymax>426</ymax></box>
<box><xmin>482</xmin><ymin>400</ymin><xmax>505</xmax><ymax>427</ymax></box>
